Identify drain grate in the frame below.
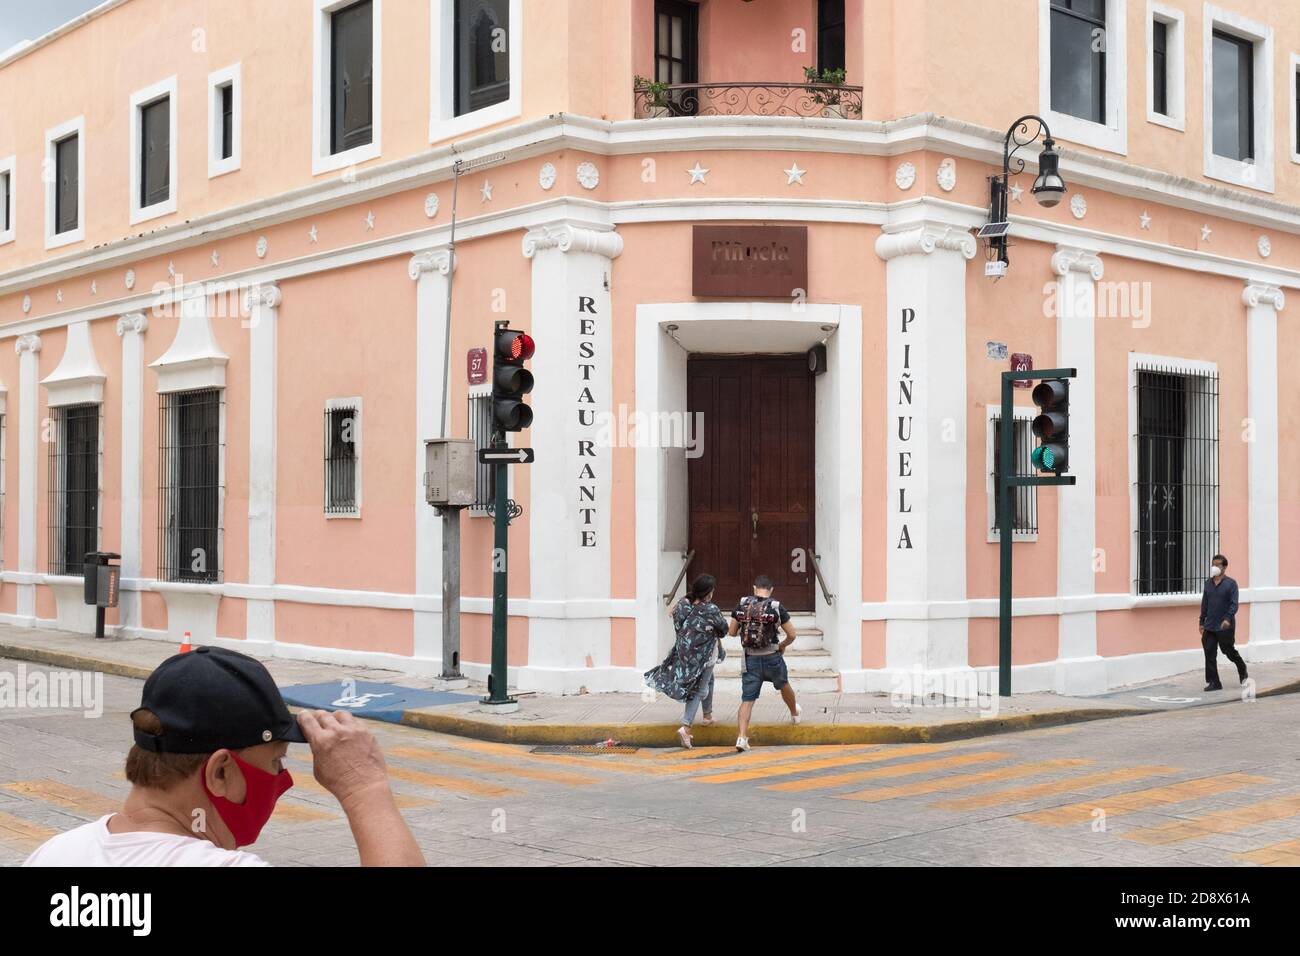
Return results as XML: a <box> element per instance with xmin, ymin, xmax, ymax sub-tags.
<box><xmin>531</xmin><ymin>744</ymin><xmax>640</xmax><ymax>755</ymax></box>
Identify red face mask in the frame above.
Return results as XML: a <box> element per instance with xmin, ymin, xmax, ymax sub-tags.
<box><xmin>201</xmin><ymin>751</ymin><xmax>293</xmax><ymax>847</ymax></box>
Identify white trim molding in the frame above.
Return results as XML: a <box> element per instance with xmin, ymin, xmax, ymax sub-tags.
<box><xmin>429</xmin><ymin>0</ymin><xmax>523</xmax><ymax>144</ymax></box>
<box><xmin>0</xmin><ymin>153</ymin><xmax>15</xmax><ymax>246</ymax></box>
<box><xmin>207</xmin><ymin>62</ymin><xmax>242</xmax><ymax>179</ymax></box>
<box><xmin>1202</xmin><ymin>4</ymin><xmax>1274</xmax><ymax>193</ymax></box>
<box><xmin>312</xmin><ymin>0</ymin><xmax>383</xmax><ymax>176</ymax></box>
<box><xmin>128</xmin><ymin>75</ymin><xmax>179</xmax><ymax>226</ymax></box>
<box><xmin>40</xmin><ymin>320</ymin><xmax>106</xmax><ymax>407</ymax></box>
<box><xmin>1147</xmin><ymin>2</ymin><xmax>1186</xmax><ymax>131</ymax></box>
<box><xmin>43</xmin><ymin>115</ymin><xmax>85</xmax><ymax>250</ymax></box>
<box><xmin>1038</xmin><ymin>0</ymin><xmax>1128</xmax><ymax>155</ymax></box>
<box><xmin>149</xmin><ymin>285</ymin><xmax>228</xmax><ymax>393</ymax></box>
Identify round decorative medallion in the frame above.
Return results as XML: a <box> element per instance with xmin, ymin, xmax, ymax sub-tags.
<box><xmin>1258</xmin><ymin>235</ymin><xmax>1272</xmax><ymax>258</ymax></box>
<box><xmin>895</xmin><ymin>162</ymin><xmax>916</xmax><ymax>191</ymax></box>
<box><xmin>1070</xmin><ymin>193</ymin><xmax>1088</xmax><ymax>220</ymax></box>
<box><xmin>256</xmin><ymin>236</ymin><xmax>268</xmax><ymax>259</ymax></box>
<box><xmin>936</xmin><ymin>158</ymin><xmax>957</xmax><ymax>192</ymax></box>
<box><xmin>424</xmin><ymin>193</ymin><xmax>440</xmax><ymax>219</ymax></box>
<box><xmin>576</xmin><ymin>161</ymin><xmax>600</xmax><ymax>190</ymax></box>
<box><xmin>125</xmin><ymin>269</ymin><xmax>136</xmax><ymax>290</ymax></box>
<box><xmin>21</xmin><ymin>295</ymin><xmax>31</xmax><ymax>314</ymax></box>
<box><xmin>539</xmin><ymin>162</ymin><xmax>558</xmax><ymax>190</ymax></box>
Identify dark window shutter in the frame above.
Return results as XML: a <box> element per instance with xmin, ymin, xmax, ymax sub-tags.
<box><xmin>55</xmin><ymin>134</ymin><xmax>78</xmax><ymax>234</ymax></box>
<box><xmin>817</xmin><ymin>0</ymin><xmax>846</xmax><ymax>74</ymax></box>
<box><xmin>454</xmin><ymin>0</ymin><xmax>511</xmax><ymax>116</ymax></box>
<box><xmin>141</xmin><ymin>97</ymin><xmax>170</xmax><ymax>208</ymax></box>
<box><xmin>331</xmin><ymin>0</ymin><xmax>373</xmax><ymax>154</ymax></box>
<box><xmin>221</xmin><ymin>84</ymin><xmax>234</xmax><ymax>160</ymax></box>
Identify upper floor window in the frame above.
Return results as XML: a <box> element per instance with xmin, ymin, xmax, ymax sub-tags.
<box><xmin>55</xmin><ymin>135</ymin><xmax>79</xmax><ymax>235</ymax></box>
<box><xmin>455</xmin><ymin>0</ymin><xmax>510</xmax><ymax>115</ymax></box>
<box><xmin>129</xmin><ymin>77</ymin><xmax>177</xmax><ymax>225</ymax></box>
<box><xmin>1201</xmin><ymin>7</ymin><xmax>1272</xmax><ymax>191</ymax></box>
<box><xmin>1211</xmin><ymin>31</ymin><xmax>1253</xmax><ymax>161</ymax></box>
<box><xmin>1050</xmin><ymin>0</ymin><xmax>1106</xmax><ymax>123</ymax></box>
<box><xmin>0</xmin><ymin>155</ymin><xmax>14</xmax><ymax>244</ymax></box>
<box><xmin>208</xmin><ymin>64</ymin><xmax>241</xmax><ymax>178</ymax></box>
<box><xmin>817</xmin><ymin>0</ymin><xmax>846</xmax><ymax>74</ymax></box>
<box><xmin>44</xmin><ymin>116</ymin><xmax>84</xmax><ymax>249</ymax></box>
<box><xmin>430</xmin><ymin>0</ymin><xmax>521</xmax><ymax>141</ymax></box>
<box><xmin>332</xmin><ymin>0</ymin><xmax>374</xmax><ymax>153</ymax></box>
<box><xmin>1147</xmin><ymin>3</ymin><xmax>1184</xmax><ymax>130</ymax></box>
<box><xmin>1152</xmin><ymin>19</ymin><xmax>1168</xmax><ymax>115</ymax></box>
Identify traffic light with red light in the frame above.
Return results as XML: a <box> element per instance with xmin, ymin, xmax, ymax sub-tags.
<box><xmin>1030</xmin><ymin>378</ymin><xmax>1069</xmax><ymax>473</ymax></box>
<box><xmin>492</xmin><ymin>322</ymin><xmax>534</xmax><ymax>432</ymax></box>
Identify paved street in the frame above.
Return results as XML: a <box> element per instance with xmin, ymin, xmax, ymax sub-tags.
<box><xmin>2</xmin><ymin>658</ymin><xmax>1299</xmax><ymax>867</ymax></box>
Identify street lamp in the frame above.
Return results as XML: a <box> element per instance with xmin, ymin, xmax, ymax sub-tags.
<box><xmin>981</xmin><ymin>114</ymin><xmax>1068</xmax><ymax>277</ymax></box>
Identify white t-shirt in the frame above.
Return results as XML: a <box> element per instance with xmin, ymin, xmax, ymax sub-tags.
<box><xmin>23</xmin><ymin>815</ymin><xmax>269</xmax><ymax>867</ymax></box>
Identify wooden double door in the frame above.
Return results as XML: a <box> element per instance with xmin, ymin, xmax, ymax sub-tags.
<box><xmin>687</xmin><ymin>356</ymin><xmax>816</xmax><ymax>611</ymax></box>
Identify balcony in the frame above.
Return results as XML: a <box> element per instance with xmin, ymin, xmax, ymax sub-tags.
<box><xmin>633</xmin><ymin>81</ymin><xmax>864</xmax><ymax>120</ymax></box>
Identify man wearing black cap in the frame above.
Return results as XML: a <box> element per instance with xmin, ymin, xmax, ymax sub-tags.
<box><xmin>23</xmin><ymin>646</ymin><xmax>425</xmax><ymax>866</ymax></box>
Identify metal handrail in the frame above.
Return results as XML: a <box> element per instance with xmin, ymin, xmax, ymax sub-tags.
<box><xmin>810</xmin><ymin>552</ymin><xmax>835</xmax><ymax>606</ymax></box>
<box><xmin>663</xmin><ymin>550</ymin><xmax>696</xmax><ymax>606</ymax></box>
<box><xmin>633</xmin><ymin>81</ymin><xmax>864</xmax><ymax>120</ymax></box>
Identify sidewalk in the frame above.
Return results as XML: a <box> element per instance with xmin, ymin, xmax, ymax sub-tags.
<box><xmin>4</xmin><ymin>623</ymin><xmax>1299</xmax><ymax>746</ymax></box>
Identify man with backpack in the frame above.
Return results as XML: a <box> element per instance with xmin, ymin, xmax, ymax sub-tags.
<box><xmin>728</xmin><ymin>574</ymin><xmax>801</xmax><ymax>751</ymax></box>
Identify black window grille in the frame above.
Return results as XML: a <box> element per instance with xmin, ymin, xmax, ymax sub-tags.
<box><xmin>991</xmin><ymin>414</ymin><xmax>1038</xmax><ymax>537</ymax></box>
<box><xmin>330</xmin><ymin>0</ymin><xmax>374</xmax><ymax>154</ymax></box>
<box><xmin>1050</xmin><ymin>0</ymin><xmax>1107</xmax><ymax>124</ymax></box>
<box><xmin>1212</xmin><ymin>30</ymin><xmax>1254</xmax><ymax>162</ymax></box>
<box><xmin>455</xmin><ymin>0</ymin><xmax>510</xmax><ymax>116</ymax></box>
<box><xmin>220</xmin><ymin>83</ymin><xmax>234</xmax><ymax>160</ymax></box>
<box><xmin>1135</xmin><ymin>367</ymin><xmax>1219</xmax><ymax>595</ymax></box>
<box><xmin>140</xmin><ymin>96</ymin><xmax>170</xmax><ymax>208</ymax></box>
<box><xmin>159</xmin><ymin>389</ymin><xmax>223</xmax><ymax>583</ymax></box>
<box><xmin>468</xmin><ymin>390</ymin><xmax>497</xmax><ymax>512</ymax></box>
<box><xmin>47</xmin><ymin>404</ymin><xmax>100</xmax><ymax>576</ymax></box>
<box><xmin>324</xmin><ymin>405</ymin><xmax>359</xmax><ymax>515</ymax></box>
<box><xmin>55</xmin><ymin>134</ymin><xmax>78</xmax><ymax>234</ymax></box>
<box><xmin>1152</xmin><ymin>19</ymin><xmax>1169</xmax><ymax>116</ymax></box>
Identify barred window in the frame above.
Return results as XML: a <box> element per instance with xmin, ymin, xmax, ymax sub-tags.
<box><xmin>467</xmin><ymin>386</ymin><xmax>497</xmax><ymax>514</ymax></box>
<box><xmin>989</xmin><ymin>411</ymin><xmax>1038</xmax><ymax>540</ymax></box>
<box><xmin>47</xmin><ymin>403</ymin><xmax>100</xmax><ymax>576</ymax></box>
<box><xmin>159</xmin><ymin>389</ymin><xmax>223</xmax><ymax>583</ymax></box>
<box><xmin>1135</xmin><ymin>365</ymin><xmax>1219</xmax><ymax>595</ymax></box>
<box><xmin>324</xmin><ymin>401</ymin><xmax>360</xmax><ymax>516</ymax></box>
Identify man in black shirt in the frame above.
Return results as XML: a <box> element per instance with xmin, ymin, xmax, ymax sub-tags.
<box><xmin>1200</xmin><ymin>553</ymin><xmax>1247</xmax><ymax>692</ymax></box>
<box><xmin>728</xmin><ymin>574</ymin><xmax>801</xmax><ymax>751</ymax></box>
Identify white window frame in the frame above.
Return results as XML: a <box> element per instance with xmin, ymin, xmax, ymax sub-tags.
<box><xmin>1289</xmin><ymin>52</ymin><xmax>1300</xmax><ymax>165</ymax></box>
<box><xmin>1038</xmin><ymin>0</ymin><xmax>1128</xmax><ymax>155</ymax></box>
<box><xmin>129</xmin><ymin>75</ymin><xmax>179</xmax><ymax>226</ymax></box>
<box><xmin>0</xmin><ymin>154</ymin><xmax>15</xmax><ymax>246</ymax></box>
<box><xmin>312</xmin><ymin>0</ymin><xmax>383</xmax><ymax>176</ymax></box>
<box><xmin>1127</xmin><ymin>352</ymin><xmax>1220</xmax><ymax>599</ymax></box>
<box><xmin>429</xmin><ymin>0</ymin><xmax>523</xmax><ymax>144</ymax></box>
<box><xmin>1146</xmin><ymin>2</ymin><xmax>1185</xmax><ymax>131</ymax></box>
<box><xmin>986</xmin><ymin>406</ymin><xmax>1038</xmax><ymax>544</ymax></box>
<box><xmin>207</xmin><ymin>63</ymin><xmax>242</xmax><ymax>179</ymax></box>
<box><xmin>324</xmin><ymin>396</ymin><xmax>362</xmax><ymax>518</ymax></box>
<box><xmin>1202</xmin><ymin>4</ymin><xmax>1273</xmax><ymax>193</ymax></box>
<box><xmin>43</xmin><ymin>115</ymin><xmax>84</xmax><ymax>250</ymax></box>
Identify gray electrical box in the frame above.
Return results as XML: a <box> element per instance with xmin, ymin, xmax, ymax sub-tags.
<box><xmin>424</xmin><ymin>439</ymin><xmax>476</xmax><ymax>506</ymax></box>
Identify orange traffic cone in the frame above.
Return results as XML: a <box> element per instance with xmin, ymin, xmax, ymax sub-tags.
<box><xmin>179</xmin><ymin>631</ymin><xmax>193</xmax><ymax>654</ymax></box>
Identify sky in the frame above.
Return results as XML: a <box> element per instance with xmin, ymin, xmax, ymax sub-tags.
<box><xmin>0</xmin><ymin>0</ymin><xmax>106</xmax><ymax>58</ymax></box>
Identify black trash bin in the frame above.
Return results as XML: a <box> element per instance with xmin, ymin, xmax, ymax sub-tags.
<box><xmin>83</xmin><ymin>551</ymin><xmax>121</xmax><ymax>639</ymax></box>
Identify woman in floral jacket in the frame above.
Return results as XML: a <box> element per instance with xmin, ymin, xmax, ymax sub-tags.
<box><xmin>645</xmin><ymin>574</ymin><xmax>728</xmax><ymax>749</ymax></box>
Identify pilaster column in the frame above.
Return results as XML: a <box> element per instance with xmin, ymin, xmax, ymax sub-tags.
<box><xmin>522</xmin><ymin>222</ymin><xmax>623</xmax><ymax>690</ymax></box>
<box><xmin>1243</xmin><ymin>282</ymin><xmax>1284</xmax><ymax>645</ymax></box>
<box><xmin>1050</xmin><ymin>246</ymin><xmax>1105</xmax><ymax>695</ymax></box>
<box><xmin>115</xmin><ymin>312</ymin><xmax>148</xmax><ymax>632</ymax></box>
<box><xmin>410</xmin><ymin>248</ymin><xmax>455</xmax><ymax>662</ymax></box>
<box><xmin>15</xmin><ymin>333</ymin><xmax>41</xmax><ymax>621</ymax></box>
<box><xmin>244</xmin><ymin>283</ymin><xmax>281</xmax><ymax>645</ymax></box>
<box><xmin>875</xmin><ymin>219</ymin><xmax>975</xmax><ymax>674</ymax></box>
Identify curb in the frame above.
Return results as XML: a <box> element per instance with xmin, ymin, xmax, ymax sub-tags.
<box><xmin>0</xmin><ymin>643</ymin><xmax>155</xmax><ymax>682</ymax></box>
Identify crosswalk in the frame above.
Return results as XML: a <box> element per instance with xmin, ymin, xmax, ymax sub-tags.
<box><xmin>1</xmin><ymin>731</ymin><xmax>1298</xmax><ymax>866</ymax></box>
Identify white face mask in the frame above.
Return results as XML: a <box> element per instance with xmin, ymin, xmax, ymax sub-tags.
<box><xmin>1210</xmin><ymin>565</ymin><xmax>1223</xmax><ymax>577</ymax></box>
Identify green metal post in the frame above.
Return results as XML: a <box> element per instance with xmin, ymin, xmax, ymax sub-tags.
<box><xmin>486</xmin><ymin>440</ymin><xmax>513</xmax><ymax>705</ymax></box>
<box><xmin>999</xmin><ymin>373</ymin><xmax>1014</xmax><ymax>697</ymax></box>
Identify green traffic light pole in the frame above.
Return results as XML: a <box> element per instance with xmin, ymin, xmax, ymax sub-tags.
<box><xmin>485</xmin><ymin>428</ymin><xmax>517</xmax><ymax>708</ymax></box>
<box><xmin>998</xmin><ymin>366</ymin><xmax>1077</xmax><ymax>697</ymax></box>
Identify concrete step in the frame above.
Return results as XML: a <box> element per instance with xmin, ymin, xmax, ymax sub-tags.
<box><xmin>714</xmin><ymin>669</ymin><xmax>841</xmax><ymax>695</ymax></box>
<box><xmin>714</xmin><ymin>647</ymin><xmax>833</xmax><ymax>676</ymax></box>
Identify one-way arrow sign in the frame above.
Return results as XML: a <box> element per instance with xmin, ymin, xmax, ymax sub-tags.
<box><xmin>479</xmin><ymin>448</ymin><xmax>535</xmax><ymax>465</ymax></box>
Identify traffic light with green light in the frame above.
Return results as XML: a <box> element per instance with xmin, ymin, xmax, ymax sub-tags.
<box><xmin>1030</xmin><ymin>378</ymin><xmax>1069</xmax><ymax>473</ymax></box>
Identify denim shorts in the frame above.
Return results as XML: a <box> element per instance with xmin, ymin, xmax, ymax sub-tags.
<box><xmin>741</xmin><ymin>652</ymin><xmax>788</xmax><ymax>702</ymax></box>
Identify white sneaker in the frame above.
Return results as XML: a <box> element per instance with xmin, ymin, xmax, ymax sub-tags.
<box><xmin>677</xmin><ymin>726</ymin><xmax>693</xmax><ymax>750</ymax></box>
<box><xmin>790</xmin><ymin>703</ymin><xmax>803</xmax><ymax>725</ymax></box>
<box><xmin>735</xmin><ymin>736</ymin><xmax>750</xmax><ymax>752</ymax></box>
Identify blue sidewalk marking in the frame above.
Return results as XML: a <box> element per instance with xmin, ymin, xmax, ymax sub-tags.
<box><xmin>280</xmin><ymin>681</ymin><xmax>476</xmax><ymax>722</ymax></box>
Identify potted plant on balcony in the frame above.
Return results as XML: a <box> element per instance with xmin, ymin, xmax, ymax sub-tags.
<box><xmin>634</xmin><ymin>75</ymin><xmax>673</xmax><ymax>118</ymax></box>
<box><xmin>803</xmin><ymin>66</ymin><xmax>860</xmax><ymax>119</ymax></box>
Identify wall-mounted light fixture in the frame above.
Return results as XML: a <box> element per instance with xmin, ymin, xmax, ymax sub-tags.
<box><xmin>981</xmin><ymin>115</ymin><xmax>1067</xmax><ymax>278</ymax></box>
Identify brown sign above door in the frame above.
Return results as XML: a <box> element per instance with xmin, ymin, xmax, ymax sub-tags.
<box><xmin>692</xmin><ymin>225</ymin><xmax>809</xmax><ymax>298</ymax></box>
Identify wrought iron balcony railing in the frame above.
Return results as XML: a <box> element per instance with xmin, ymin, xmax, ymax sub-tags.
<box><xmin>633</xmin><ymin>82</ymin><xmax>864</xmax><ymax>120</ymax></box>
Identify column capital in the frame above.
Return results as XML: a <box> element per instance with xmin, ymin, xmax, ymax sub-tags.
<box><xmin>1242</xmin><ymin>282</ymin><xmax>1285</xmax><ymax>311</ymax></box>
<box><xmin>408</xmin><ymin>248</ymin><xmax>455</xmax><ymax>280</ymax></box>
<box><xmin>243</xmin><ymin>282</ymin><xmax>282</xmax><ymax>312</ymax></box>
<box><xmin>1051</xmin><ymin>246</ymin><xmax>1104</xmax><ymax>280</ymax></box>
<box><xmin>875</xmin><ymin>221</ymin><xmax>977</xmax><ymax>261</ymax></box>
<box><xmin>522</xmin><ymin>223</ymin><xmax>624</xmax><ymax>260</ymax></box>
<box><xmin>14</xmin><ymin>333</ymin><xmax>40</xmax><ymax>355</ymax></box>
<box><xmin>116</xmin><ymin>311</ymin><xmax>149</xmax><ymax>336</ymax></box>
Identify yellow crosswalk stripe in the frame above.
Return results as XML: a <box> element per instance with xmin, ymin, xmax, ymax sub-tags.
<box><xmin>689</xmin><ymin>743</ymin><xmax>961</xmax><ymax>785</ymax></box>
<box><xmin>386</xmin><ymin>765</ymin><xmax>521</xmax><ymax>798</ymax></box>
<box><xmin>663</xmin><ymin>744</ymin><xmax>880</xmax><ymax>763</ymax></box>
<box><xmin>0</xmin><ymin>811</ymin><xmax>57</xmax><ymax>851</ymax></box>
<box><xmin>387</xmin><ymin>745</ymin><xmax>597</xmax><ymax>786</ymax></box>
<box><xmin>1122</xmin><ymin>793</ymin><xmax>1300</xmax><ymax>845</ymax></box>
<box><xmin>270</xmin><ymin>803</ymin><xmax>338</xmax><ymax>823</ymax></box>
<box><xmin>1236</xmin><ymin>839</ymin><xmax>1300</xmax><ymax>866</ymax></box>
<box><xmin>760</xmin><ymin>751</ymin><xmax>1012</xmax><ymax>793</ymax></box>
<box><xmin>934</xmin><ymin>766</ymin><xmax>1179</xmax><ymax>812</ymax></box>
<box><xmin>3</xmin><ymin>779</ymin><xmax>119</xmax><ymax>818</ymax></box>
<box><xmin>829</xmin><ymin>758</ymin><xmax>1091</xmax><ymax>802</ymax></box>
<box><xmin>1016</xmin><ymin>773</ymin><xmax>1272</xmax><ymax>826</ymax></box>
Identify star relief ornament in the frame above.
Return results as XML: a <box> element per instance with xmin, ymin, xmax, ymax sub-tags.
<box><xmin>1008</xmin><ymin>182</ymin><xmax>1024</xmax><ymax>203</ymax></box>
<box><xmin>784</xmin><ymin>162</ymin><xmax>806</xmax><ymax>185</ymax></box>
<box><xmin>687</xmin><ymin>162</ymin><xmax>709</xmax><ymax>185</ymax></box>
<box><xmin>1139</xmin><ymin>211</ymin><xmax>1151</xmax><ymax>230</ymax></box>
